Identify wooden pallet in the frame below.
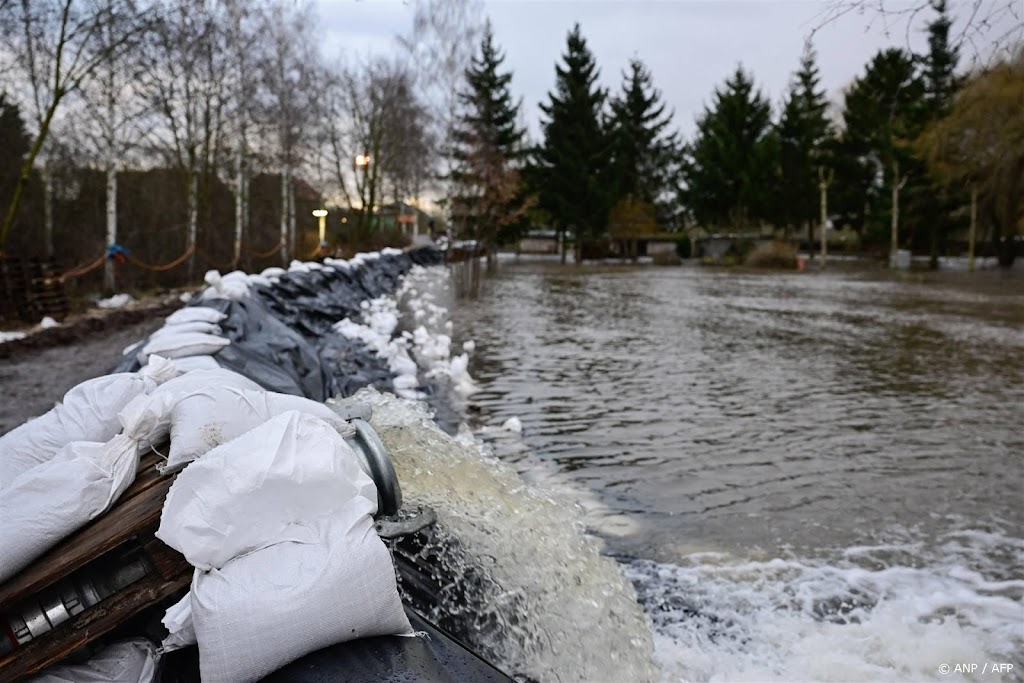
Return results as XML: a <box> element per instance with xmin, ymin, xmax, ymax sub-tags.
<box><xmin>0</xmin><ymin>453</ymin><xmax>189</xmax><ymax>679</ymax></box>
<box><xmin>0</xmin><ymin>257</ymin><xmax>69</xmax><ymax>323</ymax></box>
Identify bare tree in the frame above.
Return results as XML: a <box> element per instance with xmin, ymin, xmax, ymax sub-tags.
<box><xmin>328</xmin><ymin>57</ymin><xmax>431</xmax><ymax>244</ymax></box>
<box><xmin>813</xmin><ymin>1</ymin><xmax>1023</xmax><ymax>64</ymax></box>
<box><xmin>141</xmin><ymin>0</ymin><xmax>229</xmax><ymax>280</ymax></box>
<box><xmin>398</xmin><ymin>0</ymin><xmax>483</xmax><ymax>226</ymax></box>
<box><xmin>0</xmin><ymin>0</ymin><xmax>153</xmax><ymax>252</ymax></box>
<box><xmin>256</xmin><ymin>0</ymin><xmax>321</xmax><ymax>265</ymax></box>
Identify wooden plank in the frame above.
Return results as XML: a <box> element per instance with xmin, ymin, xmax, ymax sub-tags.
<box><xmin>0</xmin><ymin>460</ymin><xmax>175</xmax><ymax>607</ymax></box>
<box><xmin>0</xmin><ymin>571</ymin><xmax>191</xmax><ymax>679</ymax></box>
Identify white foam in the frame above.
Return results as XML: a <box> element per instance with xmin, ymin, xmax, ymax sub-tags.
<box><xmin>626</xmin><ymin>531</ymin><xmax>1024</xmax><ymax>683</ymax></box>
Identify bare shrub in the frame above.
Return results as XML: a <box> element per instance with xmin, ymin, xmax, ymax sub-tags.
<box><xmin>744</xmin><ymin>240</ymin><xmax>798</xmax><ymax>269</ymax></box>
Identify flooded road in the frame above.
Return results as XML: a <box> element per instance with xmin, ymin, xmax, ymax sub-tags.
<box><xmin>453</xmin><ymin>262</ymin><xmax>1024</xmax><ymax>682</ymax></box>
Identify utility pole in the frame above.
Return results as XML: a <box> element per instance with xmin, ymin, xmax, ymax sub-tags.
<box><xmin>818</xmin><ymin>166</ymin><xmax>833</xmax><ymax>269</ymax></box>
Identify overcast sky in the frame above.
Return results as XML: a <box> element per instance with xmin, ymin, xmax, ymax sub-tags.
<box><xmin>317</xmin><ymin>0</ymin><xmax>1019</xmax><ymax>141</ymax></box>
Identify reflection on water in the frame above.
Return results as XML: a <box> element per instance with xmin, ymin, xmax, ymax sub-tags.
<box><xmin>452</xmin><ymin>263</ymin><xmax>1024</xmax><ymax>681</ymax></box>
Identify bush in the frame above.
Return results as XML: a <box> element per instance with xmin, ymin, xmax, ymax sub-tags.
<box><xmin>652</xmin><ymin>251</ymin><xmax>682</xmax><ymax>265</ymax></box>
<box><xmin>744</xmin><ymin>240</ymin><xmax>798</xmax><ymax>269</ymax></box>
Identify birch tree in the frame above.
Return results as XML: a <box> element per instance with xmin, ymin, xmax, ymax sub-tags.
<box><xmin>0</xmin><ymin>0</ymin><xmax>152</xmax><ymax>253</ymax></box>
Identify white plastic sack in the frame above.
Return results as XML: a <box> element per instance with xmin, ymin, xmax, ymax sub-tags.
<box><xmin>159</xmin><ymin>593</ymin><xmax>196</xmax><ymax>653</ymax></box>
<box><xmin>148</xmin><ymin>321</ymin><xmax>222</xmax><ymax>338</ymax></box>
<box><xmin>200</xmin><ymin>270</ymin><xmax>250</xmax><ymax>301</ymax></box>
<box><xmin>157</xmin><ymin>412</ymin><xmax>410</xmax><ymax>682</ymax></box>
<box><xmin>29</xmin><ymin>638</ymin><xmax>158</xmax><ymax>683</ymax></box>
<box><xmin>157</xmin><ymin>411</ymin><xmax>376</xmax><ymax>569</ymax></box>
<box><xmin>190</xmin><ymin>518</ymin><xmax>411</xmax><ymax>683</ymax></box>
<box><xmin>117</xmin><ymin>369</ymin><xmax>262</xmax><ymax>451</ymax></box>
<box><xmin>138</xmin><ymin>332</ymin><xmax>229</xmax><ymax>364</ymax></box>
<box><xmin>165</xmin><ymin>307</ymin><xmax>226</xmax><ymax>325</ymax></box>
<box><xmin>166</xmin><ymin>355</ymin><xmax>220</xmax><ymax>373</ymax></box>
<box><xmin>0</xmin><ymin>356</ymin><xmax>177</xmax><ymax>489</ymax></box>
<box><xmin>0</xmin><ymin>434</ymin><xmax>138</xmax><ymax>583</ymax></box>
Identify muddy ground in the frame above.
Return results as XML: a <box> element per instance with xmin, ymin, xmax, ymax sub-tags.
<box><xmin>0</xmin><ymin>302</ymin><xmax>180</xmax><ymax>435</ymax></box>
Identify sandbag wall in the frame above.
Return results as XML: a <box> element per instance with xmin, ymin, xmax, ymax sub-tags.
<box><xmin>114</xmin><ymin>247</ymin><xmax>444</xmax><ymax>402</ymax></box>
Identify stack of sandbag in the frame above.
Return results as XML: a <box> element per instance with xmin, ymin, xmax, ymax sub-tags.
<box><xmin>157</xmin><ymin>411</ymin><xmax>412</xmax><ymax>682</ymax></box>
<box><xmin>0</xmin><ymin>357</ymin><xmax>185</xmax><ymax>582</ymax></box>
<box><xmin>136</xmin><ymin>305</ymin><xmax>229</xmax><ymax>368</ymax></box>
<box><xmin>119</xmin><ymin>382</ymin><xmax>353</xmax><ymax>473</ymax></box>
<box><xmin>0</xmin><ymin>356</ymin><xmax>179</xmax><ymax>489</ymax></box>
<box><xmin>200</xmin><ymin>269</ymin><xmax>250</xmax><ymax>301</ymax></box>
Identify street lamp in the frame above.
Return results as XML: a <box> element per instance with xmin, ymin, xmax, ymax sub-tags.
<box><xmin>355</xmin><ymin>154</ymin><xmax>370</xmax><ymax>167</ymax></box>
<box><xmin>312</xmin><ymin>209</ymin><xmax>328</xmax><ymax>243</ymax></box>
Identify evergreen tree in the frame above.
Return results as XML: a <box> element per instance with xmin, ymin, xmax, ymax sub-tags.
<box><xmin>535</xmin><ymin>23</ymin><xmax>611</xmax><ymax>262</ymax></box>
<box><xmin>917</xmin><ymin>0</ymin><xmax>963</xmax><ymax>266</ymax></box>
<box><xmin>607</xmin><ymin>59</ymin><xmax>678</xmax><ymax>210</ymax></box>
<box><xmin>0</xmin><ymin>93</ymin><xmax>31</xmax><ymax>245</ymax></box>
<box><xmin>838</xmin><ymin>48</ymin><xmax>926</xmax><ymax>247</ymax></box>
<box><xmin>775</xmin><ymin>43</ymin><xmax>834</xmax><ymax>242</ymax></box>
<box><xmin>452</xmin><ymin>21</ymin><xmax>530</xmax><ymax>259</ymax></box>
<box><xmin>681</xmin><ymin>65</ymin><xmax>775</xmax><ymax>230</ymax></box>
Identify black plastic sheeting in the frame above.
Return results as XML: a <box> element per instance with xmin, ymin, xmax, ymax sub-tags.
<box><xmin>260</xmin><ymin>610</ymin><xmax>510</xmax><ymax>683</ymax></box>
<box><xmin>113</xmin><ymin>248</ymin><xmax>444</xmax><ymax>404</ymax></box>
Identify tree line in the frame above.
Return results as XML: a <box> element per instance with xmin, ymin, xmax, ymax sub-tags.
<box><xmin>455</xmin><ymin>1</ymin><xmax>1021</xmax><ymax>266</ymax></box>
<box><xmin>1</xmin><ymin>0</ymin><xmax>1021</xmax><ymax>295</ymax></box>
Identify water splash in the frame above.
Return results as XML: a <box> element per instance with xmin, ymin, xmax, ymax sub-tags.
<box><xmin>330</xmin><ymin>388</ymin><xmax>660</xmax><ymax>683</ymax></box>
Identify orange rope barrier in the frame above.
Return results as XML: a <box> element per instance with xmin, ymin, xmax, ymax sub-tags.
<box><xmin>59</xmin><ymin>254</ymin><xmax>106</xmax><ymax>281</ymax></box>
<box><xmin>197</xmin><ymin>246</ymin><xmax>238</xmax><ymax>270</ymax></box>
<box><xmin>246</xmin><ymin>239</ymin><xmax>284</xmax><ymax>259</ymax></box>
<box><xmin>124</xmin><ymin>244</ymin><xmax>195</xmax><ymax>271</ymax></box>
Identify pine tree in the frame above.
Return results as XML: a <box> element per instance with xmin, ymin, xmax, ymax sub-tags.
<box><xmin>607</xmin><ymin>59</ymin><xmax>678</xmax><ymax>208</ymax></box>
<box><xmin>918</xmin><ymin>0</ymin><xmax>963</xmax><ymax>267</ymax></box>
<box><xmin>839</xmin><ymin>48</ymin><xmax>926</xmax><ymax>252</ymax></box>
<box><xmin>681</xmin><ymin>65</ymin><xmax>775</xmax><ymax>231</ymax></box>
<box><xmin>775</xmin><ymin>44</ymin><xmax>834</xmax><ymax>242</ymax></box>
<box><xmin>535</xmin><ymin>23</ymin><xmax>611</xmax><ymax>263</ymax></box>
<box><xmin>452</xmin><ymin>21</ymin><xmax>530</xmax><ymax>262</ymax></box>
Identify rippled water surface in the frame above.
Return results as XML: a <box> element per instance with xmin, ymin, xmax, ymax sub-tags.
<box><xmin>452</xmin><ymin>262</ymin><xmax>1024</xmax><ymax>682</ymax></box>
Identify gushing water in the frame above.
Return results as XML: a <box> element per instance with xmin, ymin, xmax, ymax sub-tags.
<box><xmin>331</xmin><ymin>388</ymin><xmax>660</xmax><ymax>683</ymax></box>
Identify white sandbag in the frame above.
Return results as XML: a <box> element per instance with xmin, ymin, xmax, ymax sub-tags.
<box><xmin>159</xmin><ymin>593</ymin><xmax>196</xmax><ymax>653</ymax></box>
<box><xmin>157</xmin><ymin>411</ymin><xmax>375</xmax><ymax>569</ymax></box>
<box><xmin>167</xmin><ymin>355</ymin><xmax>220</xmax><ymax>373</ymax></box>
<box><xmin>200</xmin><ymin>270</ymin><xmax>250</xmax><ymax>301</ymax></box>
<box><xmin>138</xmin><ymin>332</ymin><xmax>229</xmax><ymax>364</ymax></box>
<box><xmin>190</xmin><ymin>518</ymin><xmax>411</xmax><ymax>683</ymax></box>
<box><xmin>149</xmin><ymin>321</ymin><xmax>222</xmax><ymax>338</ymax></box>
<box><xmin>154</xmin><ymin>386</ymin><xmax>352</xmax><ymax>472</ymax></box>
<box><xmin>0</xmin><ymin>356</ymin><xmax>178</xmax><ymax>489</ymax></box>
<box><xmin>0</xmin><ymin>434</ymin><xmax>138</xmax><ymax>583</ymax></box>
<box><xmin>165</xmin><ymin>307</ymin><xmax>226</xmax><ymax>325</ymax></box>
<box><xmin>29</xmin><ymin>638</ymin><xmax>158</xmax><ymax>683</ymax></box>
<box><xmin>117</xmin><ymin>369</ymin><xmax>262</xmax><ymax>451</ymax></box>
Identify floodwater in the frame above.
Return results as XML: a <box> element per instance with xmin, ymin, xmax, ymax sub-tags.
<box><xmin>452</xmin><ymin>262</ymin><xmax>1024</xmax><ymax>682</ymax></box>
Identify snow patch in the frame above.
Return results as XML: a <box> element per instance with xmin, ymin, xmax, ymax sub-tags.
<box><xmin>97</xmin><ymin>293</ymin><xmax>135</xmax><ymax>309</ymax></box>
<box><xmin>40</xmin><ymin>316</ymin><xmax>60</xmax><ymax>329</ymax></box>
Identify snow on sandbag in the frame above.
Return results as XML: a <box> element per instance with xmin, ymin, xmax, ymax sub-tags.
<box><xmin>190</xmin><ymin>518</ymin><xmax>411</xmax><ymax>683</ymax></box>
<box><xmin>0</xmin><ymin>434</ymin><xmax>139</xmax><ymax>583</ymax></box>
<box><xmin>157</xmin><ymin>411</ymin><xmax>376</xmax><ymax>569</ymax></box>
<box><xmin>137</xmin><ymin>331</ymin><xmax>229</xmax><ymax>364</ymax></box>
<box><xmin>124</xmin><ymin>385</ymin><xmax>352</xmax><ymax>473</ymax></box>
<box><xmin>29</xmin><ymin>638</ymin><xmax>158</xmax><ymax>683</ymax></box>
<box><xmin>156</xmin><ymin>412</ymin><xmax>410</xmax><ymax>682</ymax></box>
<box><xmin>169</xmin><ymin>355</ymin><xmax>221</xmax><ymax>373</ymax></box>
<box><xmin>165</xmin><ymin>306</ymin><xmax>226</xmax><ymax>325</ymax></box>
<box><xmin>149</xmin><ymin>321</ymin><xmax>222</xmax><ymax>338</ymax></box>
<box><xmin>0</xmin><ymin>356</ymin><xmax>178</xmax><ymax>489</ymax></box>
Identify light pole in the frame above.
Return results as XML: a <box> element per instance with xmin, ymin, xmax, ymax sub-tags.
<box><xmin>312</xmin><ymin>209</ymin><xmax>328</xmax><ymax>244</ymax></box>
<box><xmin>355</xmin><ymin>154</ymin><xmax>371</xmax><ymax>230</ymax></box>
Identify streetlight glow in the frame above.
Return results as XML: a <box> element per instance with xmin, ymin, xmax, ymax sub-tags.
<box><xmin>312</xmin><ymin>209</ymin><xmax>328</xmax><ymax>243</ymax></box>
<box><xmin>355</xmin><ymin>154</ymin><xmax>371</xmax><ymax>167</ymax></box>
